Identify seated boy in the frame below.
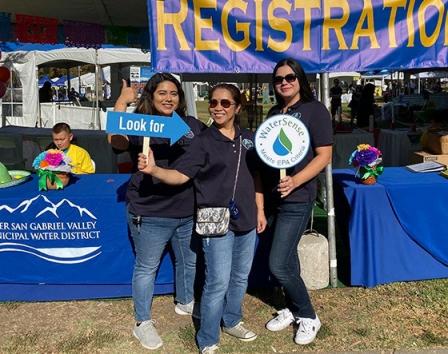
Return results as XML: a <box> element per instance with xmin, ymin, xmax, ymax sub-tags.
<box><xmin>50</xmin><ymin>123</ymin><xmax>95</xmax><ymax>174</ymax></box>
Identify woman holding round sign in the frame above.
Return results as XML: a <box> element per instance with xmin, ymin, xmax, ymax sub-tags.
<box><xmin>256</xmin><ymin>58</ymin><xmax>333</xmax><ymax>345</ymax></box>
<box><xmin>108</xmin><ymin>73</ymin><xmax>206</xmax><ymax>350</ymax></box>
<box><xmin>137</xmin><ymin>83</ymin><xmax>267</xmax><ymax>354</ymax></box>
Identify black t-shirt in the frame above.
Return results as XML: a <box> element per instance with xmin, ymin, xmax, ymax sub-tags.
<box><xmin>175</xmin><ymin>124</ymin><xmax>259</xmax><ymax>233</ymax></box>
<box><xmin>261</xmin><ymin>100</ymin><xmax>333</xmax><ymax>208</ymax></box>
<box><xmin>126</xmin><ymin>116</ymin><xmax>206</xmax><ymax>218</ymax></box>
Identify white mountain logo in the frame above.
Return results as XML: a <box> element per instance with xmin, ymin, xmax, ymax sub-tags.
<box><xmin>0</xmin><ymin>194</ymin><xmax>97</xmax><ymax>219</ymax></box>
<box><xmin>0</xmin><ymin>195</ymin><xmax>100</xmax><ymax>264</ymax></box>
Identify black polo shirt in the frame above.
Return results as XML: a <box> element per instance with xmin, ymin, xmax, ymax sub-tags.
<box><xmin>175</xmin><ymin>124</ymin><xmax>259</xmax><ymax>233</ymax></box>
<box><xmin>126</xmin><ymin>116</ymin><xmax>206</xmax><ymax>218</ymax></box>
<box><xmin>261</xmin><ymin>100</ymin><xmax>333</xmax><ymax>207</ymax></box>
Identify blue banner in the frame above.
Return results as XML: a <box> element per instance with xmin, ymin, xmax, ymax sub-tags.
<box><xmin>148</xmin><ymin>0</ymin><xmax>448</xmax><ymax>73</ymax></box>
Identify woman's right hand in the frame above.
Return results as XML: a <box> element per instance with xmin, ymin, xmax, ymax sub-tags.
<box><xmin>115</xmin><ymin>79</ymin><xmax>137</xmax><ymax>107</ymax></box>
<box><xmin>138</xmin><ymin>149</ymin><xmax>156</xmax><ymax>175</ymax></box>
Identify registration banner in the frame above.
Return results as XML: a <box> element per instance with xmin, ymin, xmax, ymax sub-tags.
<box><xmin>148</xmin><ymin>0</ymin><xmax>448</xmax><ymax>73</ymax></box>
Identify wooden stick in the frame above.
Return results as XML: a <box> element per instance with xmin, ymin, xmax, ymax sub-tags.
<box><xmin>280</xmin><ymin>168</ymin><xmax>286</xmax><ymax>179</ymax></box>
<box><xmin>143</xmin><ymin>137</ymin><xmax>150</xmax><ymax>157</ymax></box>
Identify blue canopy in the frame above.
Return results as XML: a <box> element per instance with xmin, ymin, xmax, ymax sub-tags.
<box><xmin>38</xmin><ymin>75</ymin><xmax>52</xmax><ymax>87</ymax></box>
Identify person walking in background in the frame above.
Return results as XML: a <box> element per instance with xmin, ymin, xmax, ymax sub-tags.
<box><xmin>330</xmin><ymin>78</ymin><xmax>342</xmax><ymax>123</ymax></box>
<box><xmin>47</xmin><ymin>122</ymin><xmax>95</xmax><ymax>174</ymax></box>
<box><xmin>356</xmin><ymin>83</ymin><xmax>376</xmax><ymax>128</ymax></box>
<box><xmin>262</xmin><ymin>58</ymin><xmax>333</xmax><ymax>346</ymax></box>
<box><xmin>39</xmin><ymin>81</ymin><xmax>53</xmax><ymax>103</ymax></box>
<box><xmin>108</xmin><ymin>74</ymin><xmax>205</xmax><ymax>350</ymax></box>
<box><xmin>137</xmin><ymin>83</ymin><xmax>267</xmax><ymax>354</ymax></box>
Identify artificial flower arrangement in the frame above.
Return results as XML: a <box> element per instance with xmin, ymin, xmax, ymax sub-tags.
<box><xmin>349</xmin><ymin>144</ymin><xmax>384</xmax><ymax>185</ymax></box>
<box><xmin>32</xmin><ymin>149</ymin><xmax>72</xmax><ymax>190</ymax></box>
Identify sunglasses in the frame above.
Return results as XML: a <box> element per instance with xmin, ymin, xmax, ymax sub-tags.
<box><xmin>273</xmin><ymin>73</ymin><xmax>298</xmax><ymax>85</ymax></box>
<box><xmin>209</xmin><ymin>99</ymin><xmax>236</xmax><ymax>109</ymax></box>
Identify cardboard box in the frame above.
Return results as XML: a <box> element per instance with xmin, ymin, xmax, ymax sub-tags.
<box><xmin>411</xmin><ymin>151</ymin><xmax>448</xmax><ymax>166</ymax></box>
<box><xmin>422</xmin><ymin>131</ymin><xmax>448</xmax><ymax>154</ymax></box>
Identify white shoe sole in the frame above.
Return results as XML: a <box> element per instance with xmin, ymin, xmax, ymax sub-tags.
<box><xmin>223</xmin><ymin>331</ymin><xmax>257</xmax><ymax>342</ymax></box>
<box><xmin>133</xmin><ymin>330</ymin><xmax>163</xmax><ymax>350</ymax></box>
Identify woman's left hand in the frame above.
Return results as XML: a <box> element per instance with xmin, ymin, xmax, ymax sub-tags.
<box><xmin>278</xmin><ymin>176</ymin><xmax>296</xmax><ymax>198</ymax></box>
<box><xmin>257</xmin><ymin>210</ymin><xmax>267</xmax><ymax>233</ymax></box>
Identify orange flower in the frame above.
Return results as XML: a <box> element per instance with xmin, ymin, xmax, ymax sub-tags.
<box><xmin>40</xmin><ymin>160</ymin><xmax>49</xmax><ymax>168</ymax></box>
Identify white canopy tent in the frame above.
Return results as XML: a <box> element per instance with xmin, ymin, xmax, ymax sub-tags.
<box><xmin>0</xmin><ymin>45</ymin><xmax>150</xmax><ymax>128</ymax></box>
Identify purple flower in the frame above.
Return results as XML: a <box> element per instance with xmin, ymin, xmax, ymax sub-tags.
<box><xmin>353</xmin><ymin>149</ymin><xmax>378</xmax><ymax>166</ymax></box>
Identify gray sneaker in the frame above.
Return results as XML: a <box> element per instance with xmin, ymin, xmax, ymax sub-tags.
<box><xmin>175</xmin><ymin>300</ymin><xmax>200</xmax><ymax>319</ymax></box>
<box><xmin>222</xmin><ymin>321</ymin><xmax>257</xmax><ymax>342</ymax></box>
<box><xmin>133</xmin><ymin>320</ymin><xmax>163</xmax><ymax>350</ymax></box>
<box><xmin>201</xmin><ymin>344</ymin><xmax>219</xmax><ymax>353</ymax></box>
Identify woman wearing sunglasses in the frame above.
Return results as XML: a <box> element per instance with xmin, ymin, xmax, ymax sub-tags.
<box><xmin>109</xmin><ymin>73</ymin><xmax>206</xmax><ymax>350</ymax></box>
<box><xmin>262</xmin><ymin>59</ymin><xmax>333</xmax><ymax>345</ymax></box>
<box><xmin>137</xmin><ymin>83</ymin><xmax>267</xmax><ymax>354</ymax></box>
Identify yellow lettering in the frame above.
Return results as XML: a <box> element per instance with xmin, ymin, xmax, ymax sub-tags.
<box><xmin>222</xmin><ymin>0</ymin><xmax>250</xmax><ymax>51</ymax></box>
<box><xmin>267</xmin><ymin>0</ymin><xmax>293</xmax><ymax>52</ymax></box>
<box><xmin>156</xmin><ymin>0</ymin><xmax>190</xmax><ymax>50</ymax></box>
<box><xmin>418</xmin><ymin>0</ymin><xmax>444</xmax><ymax>47</ymax></box>
<box><xmin>445</xmin><ymin>11</ymin><xmax>448</xmax><ymax>45</ymax></box>
<box><xmin>295</xmin><ymin>0</ymin><xmax>320</xmax><ymax>51</ymax></box>
<box><xmin>194</xmin><ymin>0</ymin><xmax>219</xmax><ymax>51</ymax></box>
<box><xmin>255</xmin><ymin>0</ymin><xmax>263</xmax><ymax>51</ymax></box>
<box><xmin>351</xmin><ymin>0</ymin><xmax>380</xmax><ymax>49</ymax></box>
<box><xmin>383</xmin><ymin>0</ymin><xmax>406</xmax><ymax>47</ymax></box>
<box><xmin>406</xmin><ymin>0</ymin><xmax>416</xmax><ymax>46</ymax></box>
<box><xmin>322</xmin><ymin>0</ymin><xmax>349</xmax><ymax>50</ymax></box>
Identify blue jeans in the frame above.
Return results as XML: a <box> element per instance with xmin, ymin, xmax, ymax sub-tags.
<box><xmin>196</xmin><ymin>229</ymin><xmax>256</xmax><ymax>350</ymax></box>
<box><xmin>127</xmin><ymin>211</ymin><xmax>196</xmax><ymax>322</ymax></box>
<box><xmin>268</xmin><ymin>201</ymin><xmax>315</xmax><ymax>319</ymax></box>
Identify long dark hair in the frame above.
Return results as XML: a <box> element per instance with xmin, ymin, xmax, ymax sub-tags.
<box><xmin>135</xmin><ymin>73</ymin><xmax>187</xmax><ymax>116</ymax></box>
<box><xmin>272</xmin><ymin>58</ymin><xmax>314</xmax><ymax>106</ymax></box>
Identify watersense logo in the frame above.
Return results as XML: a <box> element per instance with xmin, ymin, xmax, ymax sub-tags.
<box><xmin>273</xmin><ymin>128</ymin><xmax>293</xmax><ymax>156</ymax></box>
<box><xmin>0</xmin><ymin>195</ymin><xmax>102</xmax><ymax>264</ymax></box>
<box><xmin>255</xmin><ymin>114</ymin><xmax>310</xmax><ymax>169</ymax></box>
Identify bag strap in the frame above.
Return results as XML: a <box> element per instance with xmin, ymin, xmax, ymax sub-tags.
<box><xmin>231</xmin><ymin>135</ymin><xmax>242</xmax><ymax>200</ymax></box>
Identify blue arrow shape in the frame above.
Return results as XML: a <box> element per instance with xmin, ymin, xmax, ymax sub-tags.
<box><xmin>106</xmin><ymin>111</ymin><xmax>191</xmax><ymax>145</ymax></box>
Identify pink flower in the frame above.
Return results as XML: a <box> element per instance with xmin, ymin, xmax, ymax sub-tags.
<box><xmin>44</xmin><ymin>152</ymin><xmax>63</xmax><ymax>167</ymax></box>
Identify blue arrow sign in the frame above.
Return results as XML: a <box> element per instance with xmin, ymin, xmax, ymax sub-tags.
<box><xmin>106</xmin><ymin>111</ymin><xmax>191</xmax><ymax>145</ymax></box>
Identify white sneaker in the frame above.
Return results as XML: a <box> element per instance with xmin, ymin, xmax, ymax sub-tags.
<box><xmin>201</xmin><ymin>344</ymin><xmax>219</xmax><ymax>353</ymax></box>
<box><xmin>294</xmin><ymin>315</ymin><xmax>321</xmax><ymax>345</ymax></box>
<box><xmin>175</xmin><ymin>300</ymin><xmax>200</xmax><ymax>319</ymax></box>
<box><xmin>266</xmin><ymin>308</ymin><xmax>294</xmax><ymax>332</ymax></box>
<box><xmin>133</xmin><ymin>320</ymin><xmax>163</xmax><ymax>350</ymax></box>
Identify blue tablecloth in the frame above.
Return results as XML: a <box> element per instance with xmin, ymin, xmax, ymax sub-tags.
<box><xmin>334</xmin><ymin>168</ymin><xmax>448</xmax><ymax>287</ymax></box>
<box><xmin>0</xmin><ymin>174</ymin><xmax>174</xmax><ymax>301</ymax></box>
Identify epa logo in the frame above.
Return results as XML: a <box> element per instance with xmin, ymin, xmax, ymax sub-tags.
<box><xmin>254</xmin><ymin>114</ymin><xmax>310</xmax><ymax>169</ymax></box>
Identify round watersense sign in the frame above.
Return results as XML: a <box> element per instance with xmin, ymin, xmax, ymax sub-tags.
<box><xmin>254</xmin><ymin>114</ymin><xmax>310</xmax><ymax>169</ymax></box>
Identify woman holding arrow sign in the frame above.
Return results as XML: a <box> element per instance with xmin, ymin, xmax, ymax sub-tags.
<box><xmin>109</xmin><ymin>73</ymin><xmax>205</xmax><ymax>350</ymax></box>
<box><xmin>137</xmin><ymin>83</ymin><xmax>267</xmax><ymax>354</ymax></box>
<box><xmin>261</xmin><ymin>58</ymin><xmax>333</xmax><ymax>345</ymax></box>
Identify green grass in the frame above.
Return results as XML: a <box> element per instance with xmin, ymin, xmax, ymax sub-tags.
<box><xmin>0</xmin><ymin>280</ymin><xmax>447</xmax><ymax>353</ymax></box>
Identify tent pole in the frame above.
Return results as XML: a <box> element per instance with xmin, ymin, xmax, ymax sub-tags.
<box><xmin>320</xmin><ymin>72</ymin><xmax>338</xmax><ymax>288</ymax></box>
<box><xmin>95</xmin><ymin>50</ymin><xmax>100</xmax><ymax>130</ymax></box>
<box><xmin>36</xmin><ymin>67</ymin><xmax>42</xmax><ymax>127</ymax></box>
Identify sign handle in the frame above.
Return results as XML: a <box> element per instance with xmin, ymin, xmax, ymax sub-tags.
<box><xmin>143</xmin><ymin>137</ymin><xmax>150</xmax><ymax>157</ymax></box>
<box><xmin>280</xmin><ymin>168</ymin><xmax>286</xmax><ymax>179</ymax></box>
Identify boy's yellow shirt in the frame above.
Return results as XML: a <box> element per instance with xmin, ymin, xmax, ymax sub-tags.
<box><xmin>66</xmin><ymin>144</ymin><xmax>95</xmax><ymax>174</ymax></box>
